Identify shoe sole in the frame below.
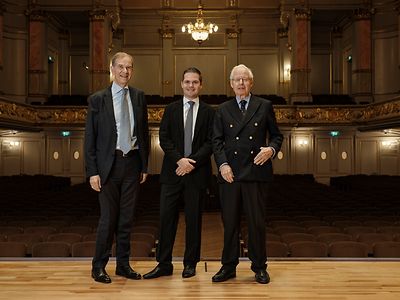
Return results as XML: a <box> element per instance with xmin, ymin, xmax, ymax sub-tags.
<box><xmin>92</xmin><ymin>274</ymin><xmax>112</xmax><ymax>284</ymax></box>
<box><xmin>212</xmin><ymin>273</ymin><xmax>236</xmax><ymax>282</ymax></box>
<box><xmin>143</xmin><ymin>272</ymin><xmax>173</xmax><ymax>279</ymax></box>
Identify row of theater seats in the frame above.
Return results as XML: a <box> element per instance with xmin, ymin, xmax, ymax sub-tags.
<box><xmin>0</xmin><ymin>174</ymin><xmax>161</xmax><ymax>258</ymax></box>
<box><xmin>239</xmin><ymin>174</ymin><xmax>400</xmax><ymax>258</ymax></box>
<box><xmin>1</xmin><ymin>174</ymin><xmax>399</xmax><ymax>258</ymax></box>
<box><xmin>0</xmin><ymin>221</ymin><xmax>159</xmax><ymax>258</ymax></box>
<box><xmin>0</xmin><ymin>241</ymin><xmax>153</xmax><ymax>258</ymax></box>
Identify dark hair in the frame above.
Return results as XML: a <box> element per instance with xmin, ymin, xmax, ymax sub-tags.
<box><xmin>182</xmin><ymin>67</ymin><xmax>202</xmax><ymax>83</ymax></box>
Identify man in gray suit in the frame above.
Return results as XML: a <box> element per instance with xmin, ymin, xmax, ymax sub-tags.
<box><xmin>212</xmin><ymin>64</ymin><xmax>283</xmax><ymax>284</ymax></box>
<box><xmin>85</xmin><ymin>52</ymin><xmax>149</xmax><ymax>283</ymax></box>
<box><xmin>143</xmin><ymin>67</ymin><xmax>214</xmax><ymax>279</ymax></box>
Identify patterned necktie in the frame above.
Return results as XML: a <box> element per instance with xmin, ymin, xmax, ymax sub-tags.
<box><xmin>184</xmin><ymin>101</ymin><xmax>195</xmax><ymax>157</ymax></box>
<box><xmin>240</xmin><ymin>100</ymin><xmax>247</xmax><ymax>115</ymax></box>
<box><xmin>119</xmin><ymin>88</ymin><xmax>132</xmax><ymax>154</ymax></box>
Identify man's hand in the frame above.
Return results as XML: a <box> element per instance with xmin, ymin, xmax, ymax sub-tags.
<box><xmin>220</xmin><ymin>164</ymin><xmax>234</xmax><ymax>183</ymax></box>
<box><xmin>89</xmin><ymin>175</ymin><xmax>101</xmax><ymax>192</ymax></box>
<box><xmin>140</xmin><ymin>173</ymin><xmax>148</xmax><ymax>184</ymax></box>
<box><xmin>254</xmin><ymin>147</ymin><xmax>273</xmax><ymax>165</ymax></box>
<box><xmin>175</xmin><ymin>158</ymin><xmax>196</xmax><ymax>176</ymax></box>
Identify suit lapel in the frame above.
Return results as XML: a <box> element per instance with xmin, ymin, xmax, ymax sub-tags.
<box><xmin>231</xmin><ymin>96</ymin><xmax>261</xmax><ymax>137</ymax></box>
<box><xmin>177</xmin><ymin>100</ymin><xmax>184</xmax><ymax>142</ymax></box>
<box><xmin>128</xmin><ymin>87</ymin><xmax>139</xmax><ymax>134</ymax></box>
<box><xmin>104</xmin><ymin>87</ymin><xmax>116</xmax><ymax>129</ymax></box>
<box><xmin>193</xmin><ymin>101</ymin><xmax>205</xmax><ymax>143</ymax></box>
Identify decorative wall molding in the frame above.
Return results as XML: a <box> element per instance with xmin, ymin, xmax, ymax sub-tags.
<box><xmin>0</xmin><ymin>97</ymin><xmax>399</xmax><ymax>128</ymax></box>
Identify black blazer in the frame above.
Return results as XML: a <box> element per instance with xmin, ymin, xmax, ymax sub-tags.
<box><xmin>159</xmin><ymin>99</ymin><xmax>215</xmax><ymax>189</ymax></box>
<box><xmin>84</xmin><ymin>85</ymin><xmax>149</xmax><ymax>184</ymax></box>
<box><xmin>213</xmin><ymin>95</ymin><xmax>283</xmax><ymax>182</ymax></box>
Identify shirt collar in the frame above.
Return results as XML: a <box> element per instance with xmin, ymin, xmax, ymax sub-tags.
<box><xmin>235</xmin><ymin>93</ymin><xmax>251</xmax><ymax>104</ymax></box>
<box><xmin>183</xmin><ymin>96</ymin><xmax>199</xmax><ymax>106</ymax></box>
<box><xmin>111</xmin><ymin>82</ymin><xmax>128</xmax><ymax>96</ymax></box>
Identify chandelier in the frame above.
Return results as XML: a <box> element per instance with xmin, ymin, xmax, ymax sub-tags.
<box><xmin>181</xmin><ymin>1</ymin><xmax>218</xmax><ymax>44</ymax></box>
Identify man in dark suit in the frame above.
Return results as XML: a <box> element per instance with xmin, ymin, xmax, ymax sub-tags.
<box><xmin>84</xmin><ymin>52</ymin><xmax>149</xmax><ymax>284</ymax></box>
<box><xmin>212</xmin><ymin>64</ymin><xmax>283</xmax><ymax>284</ymax></box>
<box><xmin>143</xmin><ymin>67</ymin><xmax>214</xmax><ymax>279</ymax></box>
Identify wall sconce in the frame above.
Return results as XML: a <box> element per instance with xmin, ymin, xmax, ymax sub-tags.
<box><xmin>82</xmin><ymin>62</ymin><xmax>89</xmax><ymax>70</ymax></box>
<box><xmin>3</xmin><ymin>140</ymin><xmax>21</xmax><ymax>151</ymax></box>
<box><xmin>4</xmin><ymin>140</ymin><xmax>20</xmax><ymax>147</ymax></box>
<box><xmin>381</xmin><ymin>140</ymin><xmax>398</xmax><ymax>149</ymax></box>
<box><xmin>298</xmin><ymin>139</ymin><xmax>309</xmax><ymax>147</ymax></box>
<box><xmin>283</xmin><ymin>64</ymin><xmax>291</xmax><ymax>82</ymax></box>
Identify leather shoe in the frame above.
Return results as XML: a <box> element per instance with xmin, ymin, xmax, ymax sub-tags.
<box><xmin>92</xmin><ymin>268</ymin><xmax>112</xmax><ymax>284</ymax></box>
<box><xmin>182</xmin><ymin>265</ymin><xmax>196</xmax><ymax>278</ymax></box>
<box><xmin>115</xmin><ymin>265</ymin><xmax>141</xmax><ymax>280</ymax></box>
<box><xmin>143</xmin><ymin>264</ymin><xmax>173</xmax><ymax>279</ymax></box>
<box><xmin>255</xmin><ymin>269</ymin><xmax>270</xmax><ymax>284</ymax></box>
<box><xmin>211</xmin><ymin>268</ymin><xmax>236</xmax><ymax>283</ymax></box>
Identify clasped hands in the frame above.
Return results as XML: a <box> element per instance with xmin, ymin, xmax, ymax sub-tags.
<box><xmin>220</xmin><ymin>147</ymin><xmax>273</xmax><ymax>183</ymax></box>
<box><xmin>176</xmin><ymin>158</ymin><xmax>196</xmax><ymax>176</ymax></box>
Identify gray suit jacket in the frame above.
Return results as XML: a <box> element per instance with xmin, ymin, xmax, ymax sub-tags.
<box><xmin>84</xmin><ymin>85</ymin><xmax>149</xmax><ymax>184</ymax></box>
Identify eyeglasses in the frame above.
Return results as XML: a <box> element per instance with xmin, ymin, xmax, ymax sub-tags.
<box><xmin>231</xmin><ymin>77</ymin><xmax>251</xmax><ymax>84</ymax></box>
<box><xmin>115</xmin><ymin>64</ymin><xmax>133</xmax><ymax>72</ymax></box>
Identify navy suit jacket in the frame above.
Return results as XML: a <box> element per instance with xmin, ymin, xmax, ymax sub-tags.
<box><xmin>213</xmin><ymin>95</ymin><xmax>283</xmax><ymax>182</ymax></box>
<box><xmin>84</xmin><ymin>85</ymin><xmax>149</xmax><ymax>184</ymax></box>
<box><xmin>159</xmin><ymin>99</ymin><xmax>215</xmax><ymax>189</ymax></box>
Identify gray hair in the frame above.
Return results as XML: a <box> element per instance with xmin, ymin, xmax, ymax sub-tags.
<box><xmin>229</xmin><ymin>64</ymin><xmax>254</xmax><ymax>80</ymax></box>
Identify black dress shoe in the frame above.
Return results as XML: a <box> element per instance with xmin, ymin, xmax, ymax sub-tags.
<box><xmin>92</xmin><ymin>268</ymin><xmax>112</xmax><ymax>284</ymax></box>
<box><xmin>255</xmin><ymin>269</ymin><xmax>270</xmax><ymax>284</ymax></box>
<box><xmin>143</xmin><ymin>264</ymin><xmax>173</xmax><ymax>279</ymax></box>
<box><xmin>182</xmin><ymin>265</ymin><xmax>196</xmax><ymax>278</ymax></box>
<box><xmin>211</xmin><ymin>268</ymin><xmax>236</xmax><ymax>283</ymax></box>
<box><xmin>115</xmin><ymin>265</ymin><xmax>142</xmax><ymax>280</ymax></box>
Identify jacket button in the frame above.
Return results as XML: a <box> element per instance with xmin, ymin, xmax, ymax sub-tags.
<box><xmin>236</xmin><ymin>137</ymin><xmax>239</xmax><ymax>140</ymax></box>
<box><xmin>254</xmin><ymin>122</ymin><xmax>258</xmax><ymax>127</ymax></box>
<box><xmin>249</xmin><ymin>136</ymin><xmax>253</xmax><ymax>140</ymax></box>
<box><xmin>234</xmin><ymin>151</ymin><xmax>238</xmax><ymax>155</ymax></box>
<box><xmin>229</xmin><ymin>124</ymin><xmax>233</xmax><ymax>128</ymax></box>
<box><xmin>250</xmin><ymin>150</ymin><xmax>254</xmax><ymax>154</ymax></box>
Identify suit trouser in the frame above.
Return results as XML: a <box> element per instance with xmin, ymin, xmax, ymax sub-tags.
<box><xmin>92</xmin><ymin>152</ymin><xmax>141</xmax><ymax>268</ymax></box>
<box><xmin>219</xmin><ymin>181</ymin><xmax>267</xmax><ymax>271</ymax></box>
<box><xmin>156</xmin><ymin>181</ymin><xmax>204</xmax><ymax>267</ymax></box>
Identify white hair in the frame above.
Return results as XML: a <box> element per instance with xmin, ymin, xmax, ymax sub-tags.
<box><xmin>229</xmin><ymin>64</ymin><xmax>254</xmax><ymax>80</ymax></box>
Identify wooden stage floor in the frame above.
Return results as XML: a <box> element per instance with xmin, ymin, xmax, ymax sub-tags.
<box><xmin>1</xmin><ymin>259</ymin><xmax>400</xmax><ymax>299</ymax></box>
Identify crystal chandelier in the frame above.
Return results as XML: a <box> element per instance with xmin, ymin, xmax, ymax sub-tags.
<box><xmin>181</xmin><ymin>1</ymin><xmax>218</xmax><ymax>44</ymax></box>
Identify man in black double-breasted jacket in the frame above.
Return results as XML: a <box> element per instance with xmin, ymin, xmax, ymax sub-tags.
<box><xmin>144</xmin><ymin>67</ymin><xmax>214</xmax><ymax>280</ymax></box>
<box><xmin>212</xmin><ymin>64</ymin><xmax>283</xmax><ymax>284</ymax></box>
<box><xmin>85</xmin><ymin>52</ymin><xmax>149</xmax><ymax>284</ymax></box>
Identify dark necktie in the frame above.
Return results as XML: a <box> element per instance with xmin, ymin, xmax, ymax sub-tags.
<box><xmin>184</xmin><ymin>101</ymin><xmax>195</xmax><ymax>157</ymax></box>
<box><xmin>119</xmin><ymin>88</ymin><xmax>132</xmax><ymax>154</ymax></box>
<box><xmin>240</xmin><ymin>100</ymin><xmax>247</xmax><ymax>115</ymax></box>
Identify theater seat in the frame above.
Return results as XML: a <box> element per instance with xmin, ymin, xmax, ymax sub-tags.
<box><xmin>328</xmin><ymin>241</ymin><xmax>368</xmax><ymax>257</ymax></box>
<box><xmin>289</xmin><ymin>241</ymin><xmax>328</xmax><ymax>257</ymax></box>
<box><xmin>32</xmin><ymin>242</ymin><xmax>71</xmax><ymax>257</ymax></box>
<box><xmin>373</xmin><ymin>242</ymin><xmax>400</xmax><ymax>258</ymax></box>
<box><xmin>72</xmin><ymin>241</ymin><xmax>96</xmax><ymax>257</ymax></box>
<box><xmin>266</xmin><ymin>241</ymin><xmax>289</xmax><ymax>257</ymax></box>
<box><xmin>0</xmin><ymin>242</ymin><xmax>27</xmax><ymax>257</ymax></box>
